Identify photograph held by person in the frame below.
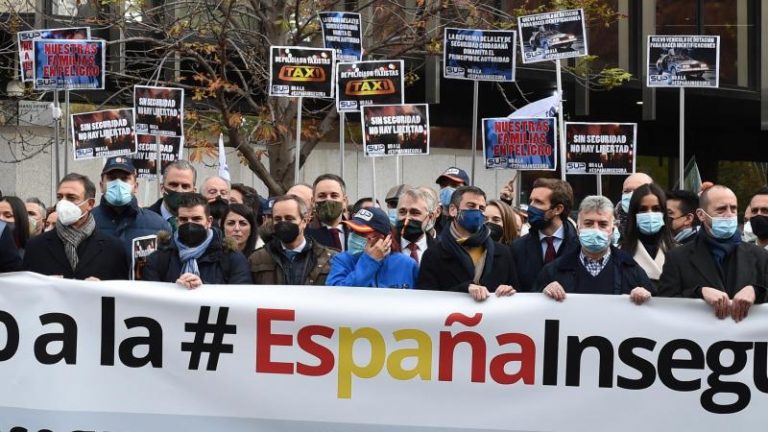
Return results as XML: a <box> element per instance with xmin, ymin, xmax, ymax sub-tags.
<box><xmin>92</xmin><ymin>157</ymin><xmax>170</xmax><ymax>256</ymax></box>
<box><xmin>142</xmin><ymin>193</ymin><xmax>251</xmax><ymax>288</ymax></box>
<box><xmin>23</xmin><ymin>173</ymin><xmax>128</xmax><ymax>280</ymax></box>
<box><xmin>327</xmin><ymin>207</ymin><xmax>418</xmax><ymax>289</ymax></box>
<box><xmin>221</xmin><ymin>203</ymin><xmax>259</xmax><ymax>258</ymax></box>
<box><xmin>484</xmin><ymin>199</ymin><xmax>520</xmax><ymax>246</ymax></box>
<box><xmin>666</xmin><ymin>189</ymin><xmax>699</xmax><ymax>244</ymax></box>
<box><xmin>620</xmin><ymin>183</ymin><xmax>675</xmax><ymax>286</ymax></box>
<box><xmin>417</xmin><ymin>186</ymin><xmax>519</xmax><ymax>301</ymax></box>
<box><xmin>539</xmin><ymin>195</ymin><xmax>654</xmax><ymax>304</ymax></box>
<box><xmin>395</xmin><ymin>188</ymin><xmax>439</xmax><ymax>266</ymax></box>
<box><xmin>511</xmin><ymin>178</ymin><xmax>578</xmax><ymax>292</ymax></box>
<box><xmin>305</xmin><ymin>174</ymin><xmax>349</xmax><ymax>251</ymax></box>
<box><xmin>250</xmin><ymin>195</ymin><xmax>336</xmax><ymax>285</ymax></box>
<box><xmin>658</xmin><ymin>185</ymin><xmax>768</xmax><ymax>322</ymax></box>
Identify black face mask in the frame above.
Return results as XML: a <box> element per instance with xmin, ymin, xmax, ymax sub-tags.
<box><xmin>274</xmin><ymin>221</ymin><xmax>300</xmax><ymax>244</ymax></box>
<box><xmin>177</xmin><ymin>223</ymin><xmax>208</xmax><ymax>247</ymax></box>
<box><xmin>163</xmin><ymin>190</ymin><xmax>183</xmax><ymax>214</ymax></box>
<box><xmin>486</xmin><ymin>222</ymin><xmax>504</xmax><ymax>242</ymax></box>
<box><xmin>751</xmin><ymin>215</ymin><xmax>768</xmax><ymax>239</ymax></box>
<box><xmin>395</xmin><ymin>218</ymin><xmax>425</xmax><ymax>243</ymax></box>
<box><xmin>209</xmin><ymin>197</ymin><xmax>230</xmax><ymax>221</ymax></box>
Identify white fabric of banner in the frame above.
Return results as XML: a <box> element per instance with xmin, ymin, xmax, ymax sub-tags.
<box><xmin>0</xmin><ymin>272</ymin><xmax>766</xmax><ymax>431</ymax></box>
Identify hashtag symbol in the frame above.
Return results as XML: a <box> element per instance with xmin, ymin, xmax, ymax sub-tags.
<box><xmin>181</xmin><ymin>306</ymin><xmax>237</xmax><ymax>371</ymax></box>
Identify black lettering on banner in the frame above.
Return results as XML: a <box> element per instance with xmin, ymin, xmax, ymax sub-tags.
<box><xmin>617</xmin><ymin>337</ymin><xmax>657</xmax><ymax>390</ymax></box>
<box><xmin>658</xmin><ymin>339</ymin><xmax>705</xmax><ymax>391</ymax></box>
<box><xmin>101</xmin><ymin>296</ymin><xmax>115</xmax><ymax>365</ymax></box>
<box><xmin>120</xmin><ymin>316</ymin><xmax>163</xmax><ymax>368</ymax></box>
<box><xmin>701</xmin><ymin>341</ymin><xmax>752</xmax><ymax>414</ymax></box>
<box><xmin>0</xmin><ymin>310</ymin><xmax>20</xmax><ymax>361</ymax></box>
<box><xmin>754</xmin><ymin>342</ymin><xmax>768</xmax><ymax>393</ymax></box>
<box><xmin>542</xmin><ymin>319</ymin><xmax>559</xmax><ymax>386</ymax></box>
<box><xmin>34</xmin><ymin>313</ymin><xmax>77</xmax><ymax>365</ymax></box>
<box><xmin>565</xmin><ymin>336</ymin><xmax>614</xmax><ymax>388</ymax></box>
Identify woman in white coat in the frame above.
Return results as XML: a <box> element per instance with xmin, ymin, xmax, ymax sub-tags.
<box><xmin>620</xmin><ymin>183</ymin><xmax>675</xmax><ymax>286</ymax></box>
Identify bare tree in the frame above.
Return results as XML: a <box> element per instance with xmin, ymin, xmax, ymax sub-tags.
<box><xmin>0</xmin><ymin>0</ymin><xmax>627</xmax><ymax>194</ymax></box>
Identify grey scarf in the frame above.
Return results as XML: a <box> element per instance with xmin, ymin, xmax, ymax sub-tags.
<box><xmin>55</xmin><ymin>213</ymin><xmax>96</xmax><ymax>271</ymax></box>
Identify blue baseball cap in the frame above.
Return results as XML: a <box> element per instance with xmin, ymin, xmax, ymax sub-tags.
<box><xmin>102</xmin><ymin>156</ymin><xmax>136</xmax><ymax>175</ymax></box>
<box><xmin>436</xmin><ymin>167</ymin><xmax>469</xmax><ymax>186</ymax></box>
<box><xmin>344</xmin><ymin>207</ymin><xmax>391</xmax><ymax>236</ymax></box>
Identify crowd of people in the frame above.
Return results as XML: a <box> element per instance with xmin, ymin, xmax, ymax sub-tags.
<box><xmin>1</xmin><ymin>156</ymin><xmax>766</xmax><ymax>322</ymax></box>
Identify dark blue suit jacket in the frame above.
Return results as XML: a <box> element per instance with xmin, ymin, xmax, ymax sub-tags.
<box><xmin>511</xmin><ymin>220</ymin><xmax>580</xmax><ymax>292</ymax></box>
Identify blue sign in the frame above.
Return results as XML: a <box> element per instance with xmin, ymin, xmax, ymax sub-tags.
<box><xmin>443</xmin><ymin>28</ymin><xmax>516</xmax><ymax>81</ymax></box>
<box><xmin>319</xmin><ymin>12</ymin><xmax>363</xmax><ymax>62</ymax></box>
<box><xmin>482</xmin><ymin>117</ymin><xmax>556</xmax><ymax>170</ymax></box>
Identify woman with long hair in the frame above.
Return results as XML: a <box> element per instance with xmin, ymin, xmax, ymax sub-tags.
<box><xmin>621</xmin><ymin>183</ymin><xmax>675</xmax><ymax>285</ymax></box>
<box><xmin>484</xmin><ymin>199</ymin><xmax>521</xmax><ymax>246</ymax></box>
<box><xmin>0</xmin><ymin>196</ymin><xmax>31</xmax><ymax>254</ymax></box>
<box><xmin>220</xmin><ymin>204</ymin><xmax>259</xmax><ymax>258</ymax></box>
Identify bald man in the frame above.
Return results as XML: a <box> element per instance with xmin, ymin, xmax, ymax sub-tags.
<box><xmin>287</xmin><ymin>183</ymin><xmax>313</xmax><ymax>208</ymax></box>
<box><xmin>658</xmin><ymin>185</ymin><xmax>768</xmax><ymax>322</ymax></box>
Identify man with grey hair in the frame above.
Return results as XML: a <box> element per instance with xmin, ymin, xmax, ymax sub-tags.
<box><xmin>249</xmin><ymin>194</ymin><xmax>336</xmax><ymax>285</ymax></box>
<box><xmin>538</xmin><ymin>195</ymin><xmax>654</xmax><ymax>303</ymax></box>
<box><xmin>395</xmin><ymin>188</ymin><xmax>439</xmax><ymax>265</ymax></box>
<box><xmin>147</xmin><ymin>160</ymin><xmax>197</xmax><ymax>230</ymax></box>
<box><xmin>25</xmin><ymin>197</ymin><xmax>46</xmax><ymax>237</ymax></box>
<box><xmin>200</xmin><ymin>175</ymin><xmax>231</xmax><ymax>222</ymax></box>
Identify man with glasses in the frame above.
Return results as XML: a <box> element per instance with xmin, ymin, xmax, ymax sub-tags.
<box><xmin>200</xmin><ymin>175</ymin><xmax>231</xmax><ymax>224</ymax></box>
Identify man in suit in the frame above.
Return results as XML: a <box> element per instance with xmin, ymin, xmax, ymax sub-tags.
<box><xmin>23</xmin><ymin>173</ymin><xmax>128</xmax><ymax>280</ymax></box>
<box><xmin>417</xmin><ymin>186</ymin><xmax>519</xmax><ymax>301</ymax></box>
<box><xmin>658</xmin><ymin>185</ymin><xmax>768</xmax><ymax>322</ymax></box>
<box><xmin>394</xmin><ymin>188</ymin><xmax>439</xmax><ymax>266</ymax></box>
<box><xmin>304</xmin><ymin>174</ymin><xmax>349</xmax><ymax>252</ymax></box>
<box><xmin>146</xmin><ymin>160</ymin><xmax>197</xmax><ymax>230</ymax></box>
<box><xmin>511</xmin><ymin>178</ymin><xmax>579</xmax><ymax>291</ymax></box>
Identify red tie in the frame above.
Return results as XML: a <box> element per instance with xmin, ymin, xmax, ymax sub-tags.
<box><xmin>544</xmin><ymin>236</ymin><xmax>556</xmax><ymax>264</ymax></box>
<box><xmin>407</xmin><ymin>243</ymin><xmax>420</xmax><ymax>264</ymax></box>
<box><xmin>329</xmin><ymin>227</ymin><xmax>342</xmax><ymax>250</ymax></box>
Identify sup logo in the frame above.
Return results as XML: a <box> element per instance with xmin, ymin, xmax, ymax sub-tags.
<box><xmin>278</xmin><ymin>66</ymin><xmax>326</xmax><ymax>82</ymax></box>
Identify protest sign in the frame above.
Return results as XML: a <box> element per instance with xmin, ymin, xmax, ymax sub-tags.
<box><xmin>518</xmin><ymin>9</ymin><xmax>588</xmax><ymax>64</ymax></box>
<box><xmin>336</xmin><ymin>60</ymin><xmax>404</xmax><ymax>112</ymax></box>
<box><xmin>269</xmin><ymin>46</ymin><xmax>335</xmax><ymax>98</ymax></box>
<box><xmin>131</xmin><ymin>235</ymin><xmax>157</xmax><ymax>281</ymax></box>
<box><xmin>319</xmin><ymin>11</ymin><xmax>362</xmax><ymax>62</ymax></box>
<box><xmin>362</xmin><ymin>104</ymin><xmax>429</xmax><ymax>157</ymax></box>
<box><xmin>32</xmin><ymin>39</ymin><xmax>105</xmax><ymax>90</ymax></box>
<box><xmin>647</xmin><ymin>35</ymin><xmax>720</xmax><ymax>88</ymax></box>
<box><xmin>132</xmin><ymin>135</ymin><xmax>184</xmax><ymax>178</ymax></box>
<box><xmin>1</xmin><ymin>272</ymin><xmax>768</xmax><ymax>431</ymax></box>
<box><xmin>71</xmin><ymin>108</ymin><xmax>136</xmax><ymax>161</ymax></box>
<box><xmin>134</xmin><ymin>86</ymin><xmax>184</xmax><ymax>137</ymax></box>
<box><xmin>17</xmin><ymin>27</ymin><xmax>90</xmax><ymax>82</ymax></box>
<box><xmin>565</xmin><ymin>122</ymin><xmax>637</xmax><ymax>175</ymax></box>
<box><xmin>443</xmin><ymin>28</ymin><xmax>517</xmax><ymax>81</ymax></box>
<box><xmin>482</xmin><ymin>117</ymin><xmax>557</xmax><ymax>170</ymax></box>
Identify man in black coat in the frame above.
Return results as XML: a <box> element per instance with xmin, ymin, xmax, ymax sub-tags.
<box><xmin>512</xmin><ymin>178</ymin><xmax>579</xmax><ymax>291</ymax></box>
<box><xmin>145</xmin><ymin>160</ymin><xmax>197</xmax><ymax>230</ymax></box>
<box><xmin>417</xmin><ymin>186</ymin><xmax>519</xmax><ymax>301</ymax></box>
<box><xmin>142</xmin><ymin>193</ymin><xmax>251</xmax><ymax>287</ymax></box>
<box><xmin>539</xmin><ymin>195</ymin><xmax>654</xmax><ymax>304</ymax></box>
<box><xmin>658</xmin><ymin>185</ymin><xmax>768</xmax><ymax>322</ymax></box>
<box><xmin>304</xmin><ymin>174</ymin><xmax>349</xmax><ymax>251</ymax></box>
<box><xmin>23</xmin><ymin>173</ymin><xmax>129</xmax><ymax>280</ymax></box>
<box><xmin>394</xmin><ymin>188</ymin><xmax>440</xmax><ymax>266</ymax></box>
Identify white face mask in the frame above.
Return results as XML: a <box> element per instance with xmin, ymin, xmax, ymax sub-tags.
<box><xmin>55</xmin><ymin>199</ymin><xmax>87</xmax><ymax>226</ymax></box>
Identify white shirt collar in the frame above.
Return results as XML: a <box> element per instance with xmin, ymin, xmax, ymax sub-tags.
<box><xmin>538</xmin><ymin>223</ymin><xmax>565</xmax><ymax>241</ymax></box>
<box><xmin>282</xmin><ymin>238</ymin><xmax>307</xmax><ymax>253</ymax></box>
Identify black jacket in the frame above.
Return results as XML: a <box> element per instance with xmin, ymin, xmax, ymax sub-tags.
<box><xmin>146</xmin><ymin>198</ymin><xmax>164</xmax><ymax>216</ymax></box>
<box><xmin>142</xmin><ymin>229</ymin><xmax>252</xmax><ymax>284</ymax></box>
<box><xmin>536</xmin><ymin>246</ymin><xmax>655</xmax><ymax>295</ymax></box>
<box><xmin>511</xmin><ymin>220</ymin><xmax>580</xmax><ymax>292</ymax></box>
<box><xmin>0</xmin><ymin>222</ymin><xmax>21</xmax><ymax>272</ymax></box>
<box><xmin>416</xmin><ymin>231</ymin><xmax>519</xmax><ymax>293</ymax></box>
<box><xmin>304</xmin><ymin>221</ymin><xmax>349</xmax><ymax>252</ymax></box>
<box><xmin>658</xmin><ymin>232</ymin><xmax>768</xmax><ymax>302</ymax></box>
<box><xmin>22</xmin><ymin>228</ymin><xmax>129</xmax><ymax>280</ymax></box>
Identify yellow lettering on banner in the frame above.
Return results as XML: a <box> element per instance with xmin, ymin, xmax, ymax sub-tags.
<box><xmin>387</xmin><ymin>329</ymin><xmax>432</xmax><ymax>380</ymax></box>
<box><xmin>337</xmin><ymin>327</ymin><xmax>386</xmax><ymax>398</ymax></box>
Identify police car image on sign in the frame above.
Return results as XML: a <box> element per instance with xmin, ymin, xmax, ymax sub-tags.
<box><xmin>646</xmin><ymin>35</ymin><xmax>720</xmax><ymax>88</ymax></box>
<box><xmin>517</xmin><ymin>9</ymin><xmax>588</xmax><ymax>64</ymax></box>
<box><xmin>269</xmin><ymin>46</ymin><xmax>336</xmax><ymax>98</ymax></box>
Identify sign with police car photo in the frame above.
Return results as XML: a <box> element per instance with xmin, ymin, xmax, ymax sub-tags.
<box><xmin>647</xmin><ymin>35</ymin><xmax>720</xmax><ymax>88</ymax></box>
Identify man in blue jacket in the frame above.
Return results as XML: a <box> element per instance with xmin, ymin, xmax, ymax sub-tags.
<box><xmin>92</xmin><ymin>157</ymin><xmax>171</xmax><ymax>256</ymax></box>
<box><xmin>327</xmin><ymin>207</ymin><xmax>418</xmax><ymax>289</ymax></box>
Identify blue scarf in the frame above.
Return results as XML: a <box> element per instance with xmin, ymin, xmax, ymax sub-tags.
<box><xmin>174</xmin><ymin>229</ymin><xmax>214</xmax><ymax>276</ymax></box>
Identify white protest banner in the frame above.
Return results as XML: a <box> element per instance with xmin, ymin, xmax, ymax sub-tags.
<box><xmin>0</xmin><ymin>272</ymin><xmax>767</xmax><ymax>431</ymax></box>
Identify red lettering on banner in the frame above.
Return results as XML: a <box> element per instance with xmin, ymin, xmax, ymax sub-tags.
<box><xmin>297</xmin><ymin>325</ymin><xmax>335</xmax><ymax>376</ymax></box>
<box><xmin>256</xmin><ymin>308</ymin><xmax>295</xmax><ymax>374</ymax></box>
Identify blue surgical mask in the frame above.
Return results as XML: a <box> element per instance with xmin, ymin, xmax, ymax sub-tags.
<box><xmin>348</xmin><ymin>232</ymin><xmax>368</xmax><ymax>255</ymax></box>
<box><xmin>387</xmin><ymin>208</ymin><xmax>398</xmax><ymax>225</ymax></box>
<box><xmin>456</xmin><ymin>208</ymin><xmax>485</xmax><ymax>233</ymax></box>
<box><xmin>439</xmin><ymin>187</ymin><xmax>455</xmax><ymax>207</ymax></box>
<box><xmin>620</xmin><ymin>192</ymin><xmax>632</xmax><ymax>213</ymax></box>
<box><xmin>705</xmin><ymin>213</ymin><xmax>738</xmax><ymax>239</ymax></box>
<box><xmin>104</xmin><ymin>179</ymin><xmax>133</xmax><ymax>207</ymax></box>
<box><xmin>527</xmin><ymin>205</ymin><xmax>551</xmax><ymax>231</ymax></box>
<box><xmin>611</xmin><ymin>226</ymin><xmax>620</xmax><ymax>246</ymax></box>
<box><xmin>579</xmin><ymin>228</ymin><xmax>610</xmax><ymax>253</ymax></box>
<box><xmin>636</xmin><ymin>212</ymin><xmax>665</xmax><ymax>235</ymax></box>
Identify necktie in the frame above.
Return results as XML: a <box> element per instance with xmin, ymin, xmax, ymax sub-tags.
<box><xmin>328</xmin><ymin>227</ymin><xmax>342</xmax><ymax>250</ymax></box>
<box><xmin>544</xmin><ymin>236</ymin><xmax>556</xmax><ymax>264</ymax></box>
<box><xmin>407</xmin><ymin>243</ymin><xmax>420</xmax><ymax>264</ymax></box>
